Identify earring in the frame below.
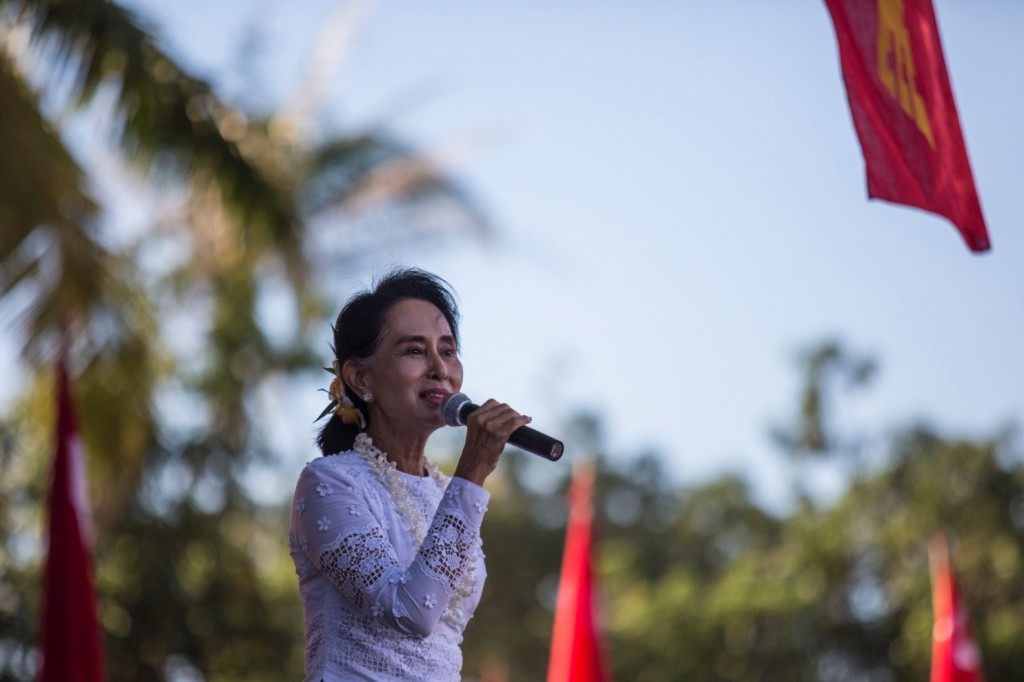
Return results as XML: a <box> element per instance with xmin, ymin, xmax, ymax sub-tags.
<box><xmin>362</xmin><ymin>392</ymin><xmax>373</xmax><ymax>403</ymax></box>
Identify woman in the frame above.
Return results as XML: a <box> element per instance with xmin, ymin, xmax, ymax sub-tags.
<box><xmin>289</xmin><ymin>268</ymin><xmax>531</xmax><ymax>681</ymax></box>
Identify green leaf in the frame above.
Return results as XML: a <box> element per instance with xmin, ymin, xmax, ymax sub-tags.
<box><xmin>314</xmin><ymin>400</ymin><xmax>338</xmax><ymax>422</ymax></box>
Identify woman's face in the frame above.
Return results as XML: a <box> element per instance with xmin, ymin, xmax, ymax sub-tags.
<box><xmin>356</xmin><ymin>298</ymin><xmax>463</xmax><ymax>438</ymax></box>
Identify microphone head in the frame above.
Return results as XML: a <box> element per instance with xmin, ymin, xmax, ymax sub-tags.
<box><xmin>441</xmin><ymin>392</ymin><xmax>472</xmax><ymax>427</ymax></box>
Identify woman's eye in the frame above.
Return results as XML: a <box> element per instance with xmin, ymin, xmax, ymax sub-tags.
<box><xmin>442</xmin><ymin>348</ymin><xmax>457</xmax><ymax>357</ymax></box>
<box><xmin>407</xmin><ymin>347</ymin><xmax>424</xmax><ymax>355</ymax></box>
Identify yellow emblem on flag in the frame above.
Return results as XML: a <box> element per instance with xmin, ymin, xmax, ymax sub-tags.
<box><xmin>876</xmin><ymin>0</ymin><xmax>935</xmax><ymax>148</ymax></box>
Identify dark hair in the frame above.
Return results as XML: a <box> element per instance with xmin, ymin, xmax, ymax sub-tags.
<box><xmin>316</xmin><ymin>268</ymin><xmax>461</xmax><ymax>455</ymax></box>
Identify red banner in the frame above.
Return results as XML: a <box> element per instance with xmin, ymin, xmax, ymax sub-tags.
<box><xmin>929</xmin><ymin>533</ymin><xmax>985</xmax><ymax>682</ymax></box>
<box><xmin>825</xmin><ymin>0</ymin><xmax>990</xmax><ymax>252</ymax></box>
<box><xmin>38</xmin><ymin>352</ymin><xmax>105</xmax><ymax>682</ymax></box>
<box><xmin>547</xmin><ymin>464</ymin><xmax>612</xmax><ymax>682</ymax></box>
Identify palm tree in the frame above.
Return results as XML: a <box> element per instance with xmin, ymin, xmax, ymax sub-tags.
<box><xmin>0</xmin><ymin>1</ymin><xmax>488</xmax><ymax>678</ymax></box>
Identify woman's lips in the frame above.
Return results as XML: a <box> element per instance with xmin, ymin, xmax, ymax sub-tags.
<box><xmin>421</xmin><ymin>389</ymin><xmax>449</xmax><ymax>406</ymax></box>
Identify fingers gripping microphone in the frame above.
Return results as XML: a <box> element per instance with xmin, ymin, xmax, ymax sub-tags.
<box><xmin>442</xmin><ymin>392</ymin><xmax>564</xmax><ymax>461</ymax></box>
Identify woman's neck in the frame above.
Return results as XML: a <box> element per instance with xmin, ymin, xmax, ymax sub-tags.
<box><xmin>366</xmin><ymin>429</ymin><xmax>429</xmax><ymax>476</ymax></box>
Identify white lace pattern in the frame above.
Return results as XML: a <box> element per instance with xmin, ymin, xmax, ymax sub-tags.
<box><xmin>351</xmin><ymin>433</ymin><xmax>481</xmax><ymax>627</ymax></box>
<box><xmin>289</xmin><ymin>449</ymin><xmax>490</xmax><ymax>682</ymax></box>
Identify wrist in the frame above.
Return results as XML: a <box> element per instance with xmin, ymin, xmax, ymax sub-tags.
<box><xmin>453</xmin><ymin>463</ymin><xmax>489</xmax><ymax>487</ymax></box>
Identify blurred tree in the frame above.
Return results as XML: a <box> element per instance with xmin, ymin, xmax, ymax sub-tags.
<box><xmin>462</xmin><ymin>371</ymin><xmax>1022</xmax><ymax>681</ymax></box>
<box><xmin>0</xmin><ymin>0</ymin><xmax>487</xmax><ymax>679</ymax></box>
<box><xmin>772</xmin><ymin>339</ymin><xmax>877</xmax><ymax>459</ymax></box>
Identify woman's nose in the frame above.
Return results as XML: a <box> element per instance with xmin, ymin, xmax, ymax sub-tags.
<box><xmin>428</xmin><ymin>349</ymin><xmax>449</xmax><ymax>380</ymax></box>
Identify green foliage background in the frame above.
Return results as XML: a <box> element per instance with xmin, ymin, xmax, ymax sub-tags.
<box><xmin>4</xmin><ymin>346</ymin><xmax>1023</xmax><ymax>681</ymax></box>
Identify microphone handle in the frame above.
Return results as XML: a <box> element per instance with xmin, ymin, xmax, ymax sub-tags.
<box><xmin>457</xmin><ymin>402</ymin><xmax>564</xmax><ymax>461</ymax></box>
<box><xmin>509</xmin><ymin>425</ymin><xmax>564</xmax><ymax>462</ymax></box>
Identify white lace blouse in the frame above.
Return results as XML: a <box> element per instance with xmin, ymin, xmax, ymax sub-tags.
<box><xmin>288</xmin><ymin>451</ymin><xmax>489</xmax><ymax>681</ymax></box>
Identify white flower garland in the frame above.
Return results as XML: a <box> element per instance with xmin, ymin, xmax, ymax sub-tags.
<box><xmin>353</xmin><ymin>432</ymin><xmax>480</xmax><ymax>628</ymax></box>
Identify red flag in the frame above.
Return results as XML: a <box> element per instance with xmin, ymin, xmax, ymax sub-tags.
<box><xmin>547</xmin><ymin>464</ymin><xmax>611</xmax><ymax>682</ymax></box>
<box><xmin>824</xmin><ymin>0</ymin><xmax>990</xmax><ymax>252</ymax></box>
<box><xmin>929</xmin><ymin>533</ymin><xmax>984</xmax><ymax>682</ymax></box>
<box><xmin>38</xmin><ymin>352</ymin><xmax>105</xmax><ymax>682</ymax></box>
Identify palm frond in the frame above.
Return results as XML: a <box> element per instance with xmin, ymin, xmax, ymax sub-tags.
<box><xmin>0</xmin><ymin>51</ymin><xmax>97</xmax><ymax>253</ymax></box>
<box><xmin>304</xmin><ymin>130</ymin><xmax>490</xmax><ymax>228</ymax></box>
<box><xmin>9</xmin><ymin>0</ymin><xmax>303</xmax><ymax>261</ymax></box>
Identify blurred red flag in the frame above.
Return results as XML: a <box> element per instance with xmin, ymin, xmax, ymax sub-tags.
<box><xmin>929</xmin><ymin>533</ymin><xmax>985</xmax><ymax>682</ymax></box>
<box><xmin>547</xmin><ymin>464</ymin><xmax>611</xmax><ymax>682</ymax></box>
<box><xmin>824</xmin><ymin>0</ymin><xmax>990</xmax><ymax>252</ymax></box>
<box><xmin>38</xmin><ymin>351</ymin><xmax>105</xmax><ymax>682</ymax></box>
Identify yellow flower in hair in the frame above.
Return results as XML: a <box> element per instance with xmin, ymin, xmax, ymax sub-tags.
<box><xmin>316</xmin><ymin>365</ymin><xmax>366</xmax><ymax>429</ymax></box>
<box><xmin>334</xmin><ymin>393</ymin><xmax>366</xmax><ymax>428</ymax></box>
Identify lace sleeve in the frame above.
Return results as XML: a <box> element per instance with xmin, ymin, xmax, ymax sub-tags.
<box><xmin>294</xmin><ymin>461</ymin><xmax>489</xmax><ymax>638</ymax></box>
<box><xmin>416</xmin><ymin>479</ymin><xmax>487</xmax><ymax>595</ymax></box>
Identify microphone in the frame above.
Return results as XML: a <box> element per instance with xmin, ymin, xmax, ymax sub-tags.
<box><xmin>441</xmin><ymin>392</ymin><xmax>564</xmax><ymax>461</ymax></box>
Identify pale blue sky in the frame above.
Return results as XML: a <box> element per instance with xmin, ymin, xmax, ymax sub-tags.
<box><xmin>14</xmin><ymin>1</ymin><xmax>1024</xmax><ymax>508</ymax></box>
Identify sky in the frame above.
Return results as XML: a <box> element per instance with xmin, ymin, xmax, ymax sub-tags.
<box><xmin>11</xmin><ymin>1</ymin><xmax>1024</xmax><ymax>509</ymax></box>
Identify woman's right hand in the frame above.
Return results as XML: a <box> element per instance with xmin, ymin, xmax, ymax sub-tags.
<box><xmin>453</xmin><ymin>399</ymin><xmax>532</xmax><ymax>486</ymax></box>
